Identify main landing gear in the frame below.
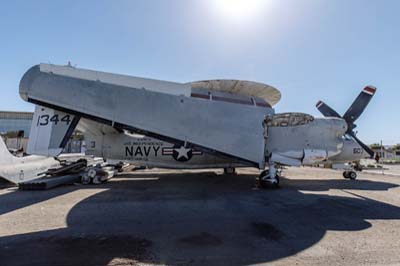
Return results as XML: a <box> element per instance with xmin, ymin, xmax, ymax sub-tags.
<box><xmin>257</xmin><ymin>164</ymin><xmax>280</xmax><ymax>189</ymax></box>
<box><xmin>343</xmin><ymin>170</ymin><xmax>357</xmax><ymax>180</ymax></box>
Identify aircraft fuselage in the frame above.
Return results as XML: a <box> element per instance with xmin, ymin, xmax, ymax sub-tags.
<box><xmin>85</xmin><ymin>132</ymin><xmax>247</xmax><ymax>169</ymax></box>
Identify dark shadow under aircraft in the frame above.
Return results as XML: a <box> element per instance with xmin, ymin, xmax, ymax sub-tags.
<box><xmin>0</xmin><ymin>172</ymin><xmax>399</xmax><ymax>266</ymax></box>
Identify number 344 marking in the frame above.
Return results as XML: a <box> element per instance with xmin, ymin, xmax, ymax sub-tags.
<box><xmin>37</xmin><ymin>114</ymin><xmax>72</xmax><ymax>126</ymax></box>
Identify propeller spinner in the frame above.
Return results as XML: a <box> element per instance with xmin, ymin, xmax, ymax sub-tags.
<box><xmin>316</xmin><ymin>86</ymin><xmax>377</xmax><ymax>159</ymax></box>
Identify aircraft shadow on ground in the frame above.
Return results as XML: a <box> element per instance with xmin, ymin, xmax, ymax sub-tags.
<box><xmin>0</xmin><ymin>172</ymin><xmax>399</xmax><ymax>266</ymax></box>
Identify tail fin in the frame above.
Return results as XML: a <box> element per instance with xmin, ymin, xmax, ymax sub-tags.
<box><xmin>0</xmin><ymin>136</ymin><xmax>60</xmax><ymax>184</ymax></box>
<box><xmin>28</xmin><ymin>105</ymin><xmax>80</xmax><ymax>156</ymax></box>
<box><xmin>0</xmin><ymin>137</ymin><xmax>14</xmax><ymax>165</ymax></box>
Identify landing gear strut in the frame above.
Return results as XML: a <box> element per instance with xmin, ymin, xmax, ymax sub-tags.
<box><xmin>257</xmin><ymin>163</ymin><xmax>280</xmax><ymax>189</ymax></box>
<box><xmin>343</xmin><ymin>170</ymin><xmax>357</xmax><ymax>180</ymax></box>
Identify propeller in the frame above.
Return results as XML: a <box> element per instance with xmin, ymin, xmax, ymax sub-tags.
<box><xmin>316</xmin><ymin>101</ymin><xmax>341</xmax><ymax>118</ymax></box>
<box><xmin>316</xmin><ymin>86</ymin><xmax>377</xmax><ymax>159</ymax></box>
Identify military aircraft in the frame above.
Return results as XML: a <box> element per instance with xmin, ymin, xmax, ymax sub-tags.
<box><xmin>315</xmin><ymin>86</ymin><xmax>378</xmax><ymax>179</ymax></box>
<box><xmin>19</xmin><ymin>63</ymin><xmax>376</xmax><ymax>187</ymax></box>
<box><xmin>0</xmin><ymin>136</ymin><xmax>60</xmax><ymax>184</ymax></box>
<box><xmin>78</xmin><ymin>118</ymin><xmax>245</xmax><ymax>174</ymax></box>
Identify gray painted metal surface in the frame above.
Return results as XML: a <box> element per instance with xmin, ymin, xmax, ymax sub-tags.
<box><xmin>20</xmin><ymin>65</ymin><xmax>274</xmax><ymax>167</ymax></box>
<box><xmin>78</xmin><ymin>119</ymin><xmax>247</xmax><ymax>169</ymax></box>
<box><xmin>28</xmin><ymin>105</ymin><xmax>78</xmax><ymax>156</ymax></box>
<box><xmin>88</xmin><ymin>132</ymin><xmax>247</xmax><ymax>169</ymax></box>
<box><xmin>266</xmin><ymin>117</ymin><xmax>347</xmax><ymax>155</ymax></box>
<box><xmin>189</xmin><ymin>79</ymin><xmax>281</xmax><ymax>106</ymax></box>
<box><xmin>0</xmin><ymin>136</ymin><xmax>60</xmax><ymax>184</ymax></box>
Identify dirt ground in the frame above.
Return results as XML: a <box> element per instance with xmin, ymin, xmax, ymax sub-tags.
<box><xmin>0</xmin><ymin>167</ymin><xmax>399</xmax><ymax>266</ymax></box>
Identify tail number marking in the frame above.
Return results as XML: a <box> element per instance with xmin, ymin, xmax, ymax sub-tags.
<box><xmin>37</xmin><ymin>114</ymin><xmax>71</xmax><ymax>126</ymax></box>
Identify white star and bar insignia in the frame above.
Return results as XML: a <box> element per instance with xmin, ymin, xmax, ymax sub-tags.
<box><xmin>162</xmin><ymin>145</ymin><xmax>202</xmax><ymax>162</ymax></box>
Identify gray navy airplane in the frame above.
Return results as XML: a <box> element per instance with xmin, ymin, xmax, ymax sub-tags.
<box><xmin>0</xmin><ymin>136</ymin><xmax>60</xmax><ymax>184</ymax></box>
<box><xmin>19</xmin><ymin>63</ymin><xmax>377</xmax><ymax>187</ymax></box>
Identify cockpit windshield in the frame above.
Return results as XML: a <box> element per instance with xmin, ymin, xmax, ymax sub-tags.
<box><xmin>264</xmin><ymin>112</ymin><xmax>314</xmax><ymax>127</ymax></box>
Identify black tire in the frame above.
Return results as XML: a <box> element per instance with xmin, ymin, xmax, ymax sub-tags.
<box><xmin>259</xmin><ymin>170</ymin><xmax>269</xmax><ymax>177</ymax></box>
<box><xmin>258</xmin><ymin>171</ymin><xmax>280</xmax><ymax>189</ymax></box>
<box><xmin>349</xmin><ymin>171</ymin><xmax>357</xmax><ymax>180</ymax></box>
<box><xmin>343</xmin><ymin>171</ymin><xmax>349</xmax><ymax>179</ymax></box>
<box><xmin>259</xmin><ymin>179</ymin><xmax>279</xmax><ymax>189</ymax></box>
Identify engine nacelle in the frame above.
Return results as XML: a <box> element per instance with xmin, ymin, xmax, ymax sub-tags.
<box><xmin>265</xmin><ymin>113</ymin><xmax>347</xmax><ymax>167</ymax></box>
<box><xmin>302</xmin><ymin>149</ymin><xmax>327</xmax><ymax>165</ymax></box>
<box><xmin>270</xmin><ymin>149</ymin><xmax>329</xmax><ymax>166</ymax></box>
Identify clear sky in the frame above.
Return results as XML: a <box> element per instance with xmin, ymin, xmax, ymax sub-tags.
<box><xmin>0</xmin><ymin>0</ymin><xmax>399</xmax><ymax>144</ymax></box>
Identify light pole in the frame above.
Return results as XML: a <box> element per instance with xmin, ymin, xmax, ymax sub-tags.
<box><xmin>381</xmin><ymin>140</ymin><xmax>384</xmax><ymax>175</ymax></box>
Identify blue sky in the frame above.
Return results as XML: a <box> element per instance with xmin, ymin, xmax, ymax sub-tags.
<box><xmin>0</xmin><ymin>0</ymin><xmax>399</xmax><ymax>144</ymax></box>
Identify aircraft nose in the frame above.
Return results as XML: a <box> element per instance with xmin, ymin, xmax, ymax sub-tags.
<box><xmin>329</xmin><ymin>117</ymin><xmax>348</xmax><ymax>137</ymax></box>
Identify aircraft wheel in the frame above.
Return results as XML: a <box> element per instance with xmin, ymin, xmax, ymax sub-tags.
<box><xmin>348</xmin><ymin>171</ymin><xmax>357</xmax><ymax>180</ymax></box>
<box><xmin>272</xmin><ymin>175</ymin><xmax>280</xmax><ymax>189</ymax></box>
<box><xmin>92</xmin><ymin>176</ymin><xmax>102</xmax><ymax>184</ymax></box>
<box><xmin>342</xmin><ymin>171</ymin><xmax>350</xmax><ymax>179</ymax></box>
<box><xmin>81</xmin><ymin>174</ymin><xmax>91</xmax><ymax>185</ymax></box>
<box><xmin>258</xmin><ymin>170</ymin><xmax>280</xmax><ymax>189</ymax></box>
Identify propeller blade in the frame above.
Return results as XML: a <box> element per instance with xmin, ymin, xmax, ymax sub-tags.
<box><xmin>316</xmin><ymin>101</ymin><xmax>341</xmax><ymax>118</ymax></box>
<box><xmin>343</xmin><ymin>86</ymin><xmax>377</xmax><ymax>124</ymax></box>
<box><xmin>348</xmin><ymin>131</ymin><xmax>375</xmax><ymax>159</ymax></box>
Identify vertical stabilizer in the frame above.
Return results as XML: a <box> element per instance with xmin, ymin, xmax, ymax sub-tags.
<box><xmin>0</xmin><ymin>136</ymin><xmax>59</xmax><ymax>184</ymax></box>
<box><xmin>28</xmin><ymin>105</ymin><xmax>80</xmax><ymax>157</ymax></box>
<box><xmin>0</xmin><ymin>137</ymin><xmax>14</xmax><ymax>165</ymax></box>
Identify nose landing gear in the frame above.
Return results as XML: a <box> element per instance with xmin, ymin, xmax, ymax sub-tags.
<box><xmin>343</xmin><ymin>170</ymin><xmax>357</xmax><ymax>180</ymax></box>
<box><xmin>257</xmin><ymin>164</ymin><xmax>280</xmax><ymax>189</ymax></box>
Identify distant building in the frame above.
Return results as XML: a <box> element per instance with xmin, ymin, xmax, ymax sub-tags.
<box><xmin>371</xmin><ymin>145</ymin><xmax>400</xmax><ymax>159</ymax></box>
<box><xmin>386</xmin><ymin>146</ymin><xmax>400</xmax><ymax>159</ymax></box>
<box><xmin>0</xmin><ymin>111</ymin><xmax>33</xmax><ymax>137</ymax></box>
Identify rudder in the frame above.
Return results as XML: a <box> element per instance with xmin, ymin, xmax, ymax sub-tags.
<box><xmin>28</xmin><ymin>105</ymin><xmax>80</xmax><ymax>156</ymax></box>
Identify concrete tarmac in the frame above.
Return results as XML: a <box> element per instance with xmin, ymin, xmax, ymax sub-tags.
<box><xmin>0</xmin><ymin>167</ymin><xmax>399</xmax><ymax>266</ymax></box>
